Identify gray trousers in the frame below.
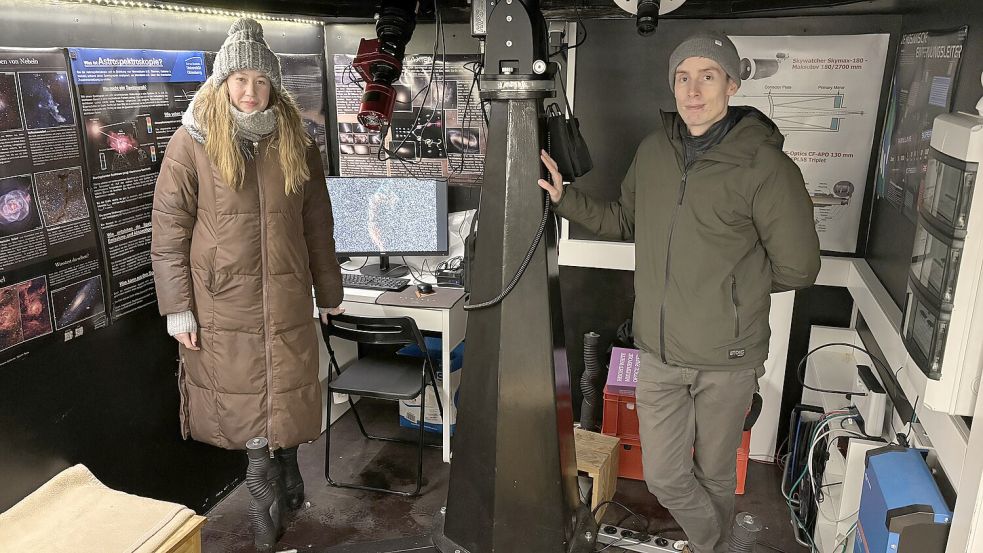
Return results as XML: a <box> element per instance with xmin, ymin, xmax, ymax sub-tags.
<box><xmin>635</xmin><ymin>352</ymin><xmax>760</xmax><ymax>553</ymax></box>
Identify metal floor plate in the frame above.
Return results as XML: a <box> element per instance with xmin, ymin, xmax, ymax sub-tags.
<box><xmin>319</xmin><ymin>535</ymin><xmax>437</xmax><ymax>553</ymax></box>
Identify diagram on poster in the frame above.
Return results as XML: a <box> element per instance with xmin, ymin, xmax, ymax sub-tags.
<box><xmin>730</xmin><ymin>34</ymin><xmax>890</xmax><ymax>253</ymax></box>
<box><xmin>332</xmin><ymin>54</ymin><xmax>486</xmax><ymax>185</ymax></box>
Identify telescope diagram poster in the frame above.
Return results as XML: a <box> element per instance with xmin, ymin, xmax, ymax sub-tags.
<box><xmin>332</xmin><ymin>53</ymin><xmax>486</xmax><ymax>185</ymax></box>
<box><xmin>69</xmin><ymin>48</ymin><xmax>206</xmax><ymax>321</ymax></box>
<box><xmin>0</xmin><ymin>48</ymin><xmax>106</xmax><ymax>366</ymax></box>
<box><xmin>874</xmin><ymin>27</ymin><xmax>968</xmax><ymax>223</ymax></box>
<box><xmin>730</xmin><ymin>34</ymin><xmax>890</xmax><ymax>254</ymax></box>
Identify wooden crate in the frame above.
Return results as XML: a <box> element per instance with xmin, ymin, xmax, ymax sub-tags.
<box><xmin>155</xmin><ymin>515</ymin><xmax>207</xmax><ymax>553</ymax></box>
<box><xmin>574</xmin><ymin>428</ymin><xmax>621</xmax><ymax>520</ymax></box>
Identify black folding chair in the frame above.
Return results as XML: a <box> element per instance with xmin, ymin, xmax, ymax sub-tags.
<box><xmin>319</xmin><ymin>313</ymin><xmax>445</xmax><ymax>496</ymax></box>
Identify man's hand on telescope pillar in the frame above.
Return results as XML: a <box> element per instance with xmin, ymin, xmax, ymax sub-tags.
<box><xmin>538</xmin><ymin>149</ymin><xmax>564</xmax><ymax>204</ymax></box>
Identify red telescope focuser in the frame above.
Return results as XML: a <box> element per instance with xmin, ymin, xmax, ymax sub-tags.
<box><xmin>352</xmin><ymin>38</ymin><xmax>403</xmax><ymax>131</ymax></box>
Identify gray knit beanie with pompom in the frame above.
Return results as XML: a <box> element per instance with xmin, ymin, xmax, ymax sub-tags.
<box><xmin>211</xmin><ymin>18</ymin><xmax>282</xmax><ymax>91</ymax></box>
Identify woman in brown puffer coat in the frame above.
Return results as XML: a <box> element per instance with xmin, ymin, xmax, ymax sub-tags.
<box><xmin>150</xmin><ymin>18</ymin><xmax>343</xmax><ymax>538</ymax></box>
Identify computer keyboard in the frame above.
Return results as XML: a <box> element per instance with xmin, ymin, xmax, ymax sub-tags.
<box><xmin>342</xmin><ymin>273</ymin><xmax>410</xmax><ymax>292</ymax></box>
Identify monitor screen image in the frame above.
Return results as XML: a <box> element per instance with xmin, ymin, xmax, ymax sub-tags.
<box><xmin>327</xmin><ymin>177</ymin><xmax>449</xmax><ymax>258</ymax></box>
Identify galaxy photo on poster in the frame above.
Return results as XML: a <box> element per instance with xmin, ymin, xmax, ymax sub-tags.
<box><xmin>446</xmin><ymin>127</ymin><xmax>480</xmax><ymax>155</ymax></box>
<box><xmin>85</xmin><ymin>115</ymin><xmax>157</xmax><ymax>176</ymax></box>
<box><xmin>0</xmin><ymin>174</ymin><xmax>43</xmax><ymax>238</ymax></box>
<box><xmin>16</xmin><ymin>277</ymin><xmax>52</xmax><ymax>341</ymax></box>
<box><xmin>19</xmin><ymin>71</ymin><xmax>75</xmax><ymax>130</ymax></box>
<box><xmin>51</xmin><ymin>275</ymin><xmax>105</xmax><ymax>330</ymax></box>
<box><xmin>0</xmin><ymin>285</ymin><xmax>24</xmax><ymax>351</ymax></box>
<box><xmin>0</xmin><ymin>73</ymin><xmax>24</xmax><ymax>132</ymax></box>
<box><xmin>422</xmin><ymin>81</ymin><xmax>457</xmax><ymax>110</ymax></box>
<box><xmin>35</xmin><ymin>167</ymin><xmax>88</xmax><ymax>226</ymax></box>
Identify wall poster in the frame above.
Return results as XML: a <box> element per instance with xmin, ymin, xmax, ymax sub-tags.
<box><xmin>874</xmin><ymin>27</ymin><xmax>968</xmax><ymax>223</ymax></box>
<box><xmin>730</xmin><ymin>34</ymin><xmax>891</xmax><ymax>254</ymax></box>
<box><xmin>332</xmin><ymin>53</ymin><xmax>486</xmax><ymax>185</ymax></box>
<box><xmin>0</xmin><ymin>48</ymin><xmax>105</xmax><ymax>366</ymax></box>
<box><xmin>69</xmin><ymin>48</ymin><xmax>206</xmax><ymax>321</ymax></box>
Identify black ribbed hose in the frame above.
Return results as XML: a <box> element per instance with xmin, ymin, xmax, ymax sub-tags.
<box><xmin>246</xmin><ymin>437</ymin><xmax>282</xmax><ymax>553</ymax></box>
<box><xmin>579</xmin><ymin>332</ymin><xmax>603</xmax><ymax>431</ymax></box>
<box><xmin>727</xmin><ymin>512</ymin><xmax>762</xmax><ymax>553</ymax></box>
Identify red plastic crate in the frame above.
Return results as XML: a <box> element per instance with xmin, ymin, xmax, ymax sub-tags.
<box><xmin>601</xmin><ymin>385</ymin><xmax>752</xmax><ymax>492</ymax></box>
<box><xmin>618</xmin><ymin>436</ymin><xmax>644</xmax><ymax>480</ymax></box>
<box><xmin>601</xmin><ymin>385</ymin><xmax>639</xmax><ymax>440</ymax></box>
<box><xmin>736</xmin><ymin>428</ymin><xmax>751</xmax><ymax>495</ymax></box>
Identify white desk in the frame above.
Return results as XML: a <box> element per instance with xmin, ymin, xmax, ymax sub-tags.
<box><xmin>336</xmin><ymin>286</ymin><xmax>467</xmax><ymax>463</ymax></box>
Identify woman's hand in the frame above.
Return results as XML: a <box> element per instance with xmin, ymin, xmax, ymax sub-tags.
<box><xmin>174</xmin><ymin>332</ymin><xmax>200</xmax><ymax>351</ymax></box>
<box><xmin>320</xmin><ymin>306</ymin><xmax>345</xmax><ymax>324</ymax></box>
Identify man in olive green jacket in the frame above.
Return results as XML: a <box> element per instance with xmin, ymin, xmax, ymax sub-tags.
<box><xmin>540</xmin><ymin>32</ymin><xmax>820</xmax><ymax>553</ymax></box>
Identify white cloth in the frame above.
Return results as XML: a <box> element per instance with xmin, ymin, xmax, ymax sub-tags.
<box><xmin>0</xmin><ymin>464</ymin><xmax>195</xmax><ymax>553</ymax></box>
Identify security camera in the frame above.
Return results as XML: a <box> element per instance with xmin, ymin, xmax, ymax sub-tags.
<box><xmin>614</xmin><ymin>0</ymin><xmax>686</xmax><ymax>36</ymax></box>
<box><xmin>613</xmin><ymin>0</ymin><xmax>687</xmax><ymax>37</ymax></box>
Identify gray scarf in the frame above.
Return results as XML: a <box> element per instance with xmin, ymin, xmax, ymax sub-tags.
<box><xmin>230</xmin><ymin>106</ymin><xmax>277</xmax><ymax>143</ymax></box>
<box><xmin>181</xmin><ymin>88</ymin><xmax>277</xmax><ymax>145</ymax></box>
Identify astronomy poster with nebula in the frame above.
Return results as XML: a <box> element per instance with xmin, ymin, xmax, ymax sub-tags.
<box><xmin>0</xmin><ymin>48</ymin><xmax>106</xmax><ymax>366</ymax></box>
<box><xmin>332</xmin><ymin>54</ymin><xmax>486</xmax><ymax>185</ymax></box>
<box><xmin>70</xmin><ymin>48</ymin><xmax>206</xmax><ymax>321</ymax></box>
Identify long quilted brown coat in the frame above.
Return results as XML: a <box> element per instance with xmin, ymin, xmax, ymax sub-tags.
<box><xmin>151</xmin><ymin>127</ymin><xmax>342</xmax><ymax>450</ymax></box>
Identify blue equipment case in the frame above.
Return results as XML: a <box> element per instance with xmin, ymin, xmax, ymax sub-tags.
<box><xmin>855</xmin><ymin>447</ymin><xmax>951</xmax><ymax>553</ymax></box>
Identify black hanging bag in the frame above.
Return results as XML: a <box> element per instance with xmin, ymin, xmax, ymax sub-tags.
<box><xmin>544</xmin><ymin>76</ymin><xmax>592</xmax><ymax>182</ymax></box>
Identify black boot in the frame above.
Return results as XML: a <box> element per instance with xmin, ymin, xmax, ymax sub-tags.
<box><xmin>276</xmin><ymin>446</ymin><xmax>305</xmax><ymax>510</ymax></box>
<box><xmin>245</xmin><ymin>438</ymin><xmax>283</xmax><ymax>553</ymax></box>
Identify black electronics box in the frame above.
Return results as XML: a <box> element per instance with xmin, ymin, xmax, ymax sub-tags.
<box><xmin>435</xmin><ymin>268</ymin><xmax>465</xmax><ymax>288</ymax></box>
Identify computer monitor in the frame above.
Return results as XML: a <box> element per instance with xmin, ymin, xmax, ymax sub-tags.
<box><xmin>327</xmin><ymin>176</ymin><xmax>449</xmax><ymax>277</ymax></box>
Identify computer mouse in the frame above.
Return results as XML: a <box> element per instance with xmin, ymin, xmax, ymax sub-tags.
<box><xmin>417</xmin><ymin>283</ymin><xmax>434</xmax><ymax>295</ymax></box>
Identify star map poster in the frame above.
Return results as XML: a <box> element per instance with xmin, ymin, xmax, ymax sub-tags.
<box><xmin>0</xmin><ymin>48</ymin><xmax>106</xmax><ymax>367</ymax></box>
<box><xmin>69</xmin><ymin>48</ymin><xmax>206</xmax><ymax>321</ymax></box>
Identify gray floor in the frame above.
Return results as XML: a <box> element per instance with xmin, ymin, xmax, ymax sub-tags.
<box><xmin>201</xmin><ymin>399</ymin><xmax>806</xmax><ymax>553</ymax></box>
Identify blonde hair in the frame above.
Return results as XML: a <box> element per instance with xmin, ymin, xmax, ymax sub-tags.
<box><xmin>193</xmin><ymin>79</ymin><xmax>311</xmax><ymax>195</ymax></box>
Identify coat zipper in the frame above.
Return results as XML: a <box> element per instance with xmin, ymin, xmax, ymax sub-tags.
<box><xmin>731</xmin><ymin>275</ymin><xmax>740</xmax><ymax>338</ymax></box>
<box><xmin>659</xmin><ymin>171</ymin><xmax>688</xmax><ymax>364</ymax></box>
<box><xmin>178</xmin><ymin>355</ymin><xmax>190</xmax><ymax>438</ymax></box>
<box><xmin>254</xmin><ymin>140</ymin><xmax>274</xmax><ymax>452</ymax></box>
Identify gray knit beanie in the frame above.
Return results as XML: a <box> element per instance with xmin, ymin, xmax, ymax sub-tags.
<box><xmin>668</xmin><ymin>32</ymin><xmax>741</xmax><ymax>91</ymax></box>
<box><xmin>212</xmin><ymin>18</ymin><xmax>282</xmax><ymax>91</ymax></box>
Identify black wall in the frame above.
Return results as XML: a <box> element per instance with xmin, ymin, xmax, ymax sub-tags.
<box><xmin>866</xmin><ymin>0</ymin><xmax>983</xmax><ymax>309</ymax></box>
<box><xmin>0</xmin><ymin>2</ymin><xmax>325</xmax><ymax>513</ymax></box>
